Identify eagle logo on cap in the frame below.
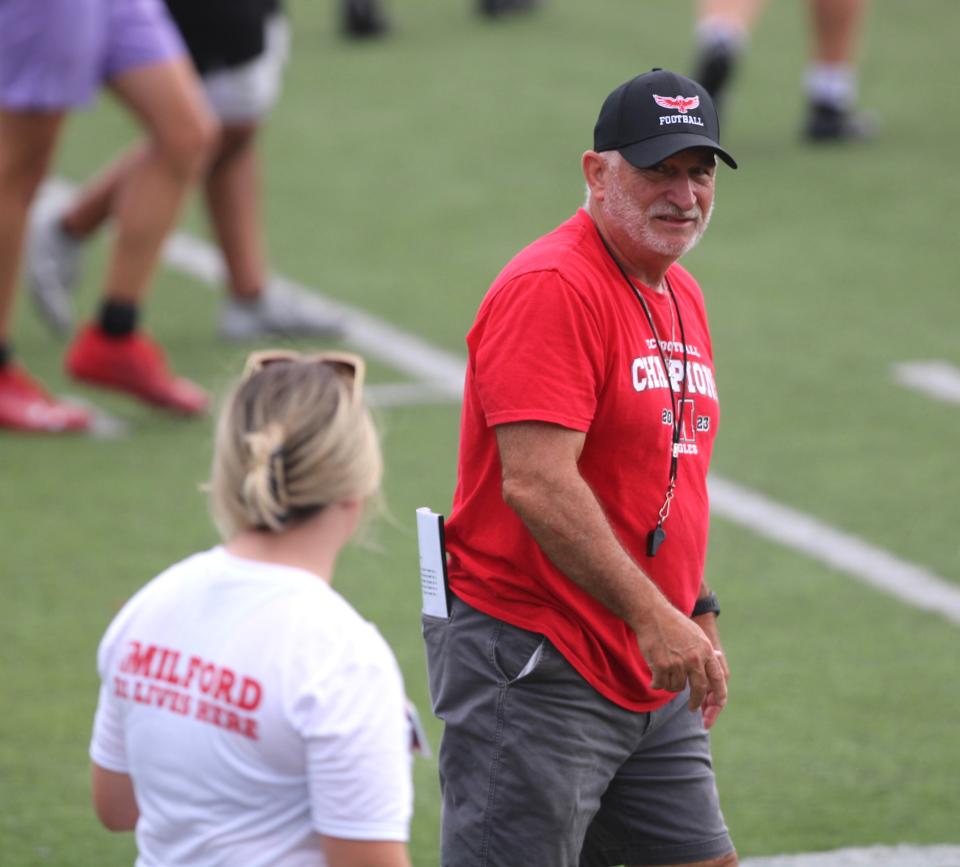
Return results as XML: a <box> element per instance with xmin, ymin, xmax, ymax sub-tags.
<box><xmin>653</xmin><ymin>94</ymin><xmax>700</xmax><ymax>114</ymax></box>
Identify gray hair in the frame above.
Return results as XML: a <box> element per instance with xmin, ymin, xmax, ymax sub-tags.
<box><xmin>584</xmin><ymin>151</ymin><xmax>619</xmax><ymax>208</ymax></box>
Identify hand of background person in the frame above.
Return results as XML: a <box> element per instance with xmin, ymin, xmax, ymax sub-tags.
<box><xmin>635</xmin><ymin>601</ymin><xmax>728</xmax><ymax>716</ymax></box>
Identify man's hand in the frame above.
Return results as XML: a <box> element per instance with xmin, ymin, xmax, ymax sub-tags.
<box><xmin>694</xmin><ymin>610</ymin><xmax>729</xmax><ymax>729</ymax></box>
<box><xmin>636</xmin><ymin>601</ymin><xmax>728</xmax><ymax>718</ymax></box>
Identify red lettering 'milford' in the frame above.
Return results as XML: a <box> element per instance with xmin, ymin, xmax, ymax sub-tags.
<box><xmin>116</xmin><ymin>642</ymin><xmax>263</xmax><ymax>712</ymax></box>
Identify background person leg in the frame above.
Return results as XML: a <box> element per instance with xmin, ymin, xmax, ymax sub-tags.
<box><xmin>64</xmin><ymin>56</ymin><xmax>216</xmax><ymax>414</ymax></box>
<box><xmin>804</xmin><ymin>0</ymin><xmax>876</xmax><ymax>140</ymax></box>
<box><xmin>691</xmin><ymin>0</ymin><xmax>768</xmax><ymax>110</ymax></box>
<box><xmin>207</xmin><ymin>125</ymin><xmax>344</xmax><ymax>340</ymax></box>
<box><xmin>0</xmin><ymin>109</ymin><xmax>90</xmax><ymax>432</ymax></box>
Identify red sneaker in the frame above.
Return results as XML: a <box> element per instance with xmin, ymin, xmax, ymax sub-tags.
<box><xmin>0</xmin><ymin>365</ymin><xmax>91</xmax><ymax>433</ymax></box>
<box><xmin>65</xmin><ymin>325</ymin><xmax>208</xmax><ymax>415</ymax></box>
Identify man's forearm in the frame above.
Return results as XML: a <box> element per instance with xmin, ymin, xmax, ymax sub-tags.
<box><xmin>502</xmin><ymin>469</ymin><xmax>668</xmax><ymax>631</ymax></box>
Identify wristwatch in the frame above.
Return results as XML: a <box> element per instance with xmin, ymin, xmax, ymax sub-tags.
<box><xmin>691</xmin><ymin>591</ymin><xmax>721</xmax><ymax>618</ymax></box>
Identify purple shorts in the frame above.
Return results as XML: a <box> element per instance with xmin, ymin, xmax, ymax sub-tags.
<box><xmin>0</xmin><ymin>0</ymin><xmax>186</xmax><ymax>111</ymax></box>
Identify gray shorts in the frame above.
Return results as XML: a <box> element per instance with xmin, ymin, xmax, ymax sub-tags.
<box><xmin>423</xmin><ymin>596</ymin><xmax>734</xmax><ymax>866</ymax></box>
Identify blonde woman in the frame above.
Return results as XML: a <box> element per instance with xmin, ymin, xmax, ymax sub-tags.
<box><xmin>89</xmin><ymin>350</ymin><xmax>413</xmax><ymax>867</ymax></box>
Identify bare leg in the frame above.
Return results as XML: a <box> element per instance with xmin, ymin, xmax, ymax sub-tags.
<box><xmin>0</xmin><ymin>109</ymin><xmax>64</xmax><ymax>339</ymax></box>
<box><xmin>203</xmin><ymin>124</ymin><xmax>266</xmax><ymax>300</ymax></box>
<box><xmin>695</xmin><ymin>0</ymin><xmax>768</xmax><ymax>31</ymax></box>
<box><xmin>61</xmin><ymin>142</ymin><xmax>150</xmax><ymax>239</ymax></box>
<box><xmin>59</xmin><ymin>57</ymin><xmax>215</xmax><ymax>416</ymax></box>
<box><xmin>809</xmin><ymin>0</ymin><xmax>869</xmax><ymax>64</ymax></box>
<box><xmin>0</xmin><ymin>108</ymin><xmax>92</xmax><ymax>432</ymax></box>
<box><xmin>100</xmin><ymin>56</ymin><xmax>217</xmax><ymax>305</ymax></box>
<box><xmin>62</xmin><ymin>123</ymin><xmax>266</xmax><ymax>299</ymax></box>
<box><xmin>804</xmin><ymin>0</ymin><xmax>875</xmax><ymax>139</ymax></box>
<box><xmin>208</xmin><ymin>121</ymin><xmax>343</xmax><ymax>341</ymax></box>
<box><xmin>691</xmin><ymin>0</ymin><xmax>770</xmax><ymax>106</ymax></box>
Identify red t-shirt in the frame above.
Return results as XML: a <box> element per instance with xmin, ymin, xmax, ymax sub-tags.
<box><xmin>445</xmin><ymin>209</ymin><xmax>720</xmax><ymax>712</ymax></box>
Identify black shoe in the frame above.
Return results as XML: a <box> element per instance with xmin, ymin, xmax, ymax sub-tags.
<box><xmin>692</xmin><ymin>43</ymin><xmax>737</xmax><ymax>107</ymax></box>
<box><xmin>478</xmin><ymin>0</ymin><xmax>540</xmax><ymax>18</ymax></box>
<box><xmin>341</xmin><ymin>0</ymin><xmax>390</xmax><ymax>38</ymax></box>
<box><xmin>805</xmin><ymin>101</ymin><xmax>878</xmax><ymax>142</ymax></box>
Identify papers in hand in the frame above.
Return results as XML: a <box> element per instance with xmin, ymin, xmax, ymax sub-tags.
<box><xmin>417</xmin><ymin>507</ymin><xmax>450</xmax><ymax>618</ymax></box>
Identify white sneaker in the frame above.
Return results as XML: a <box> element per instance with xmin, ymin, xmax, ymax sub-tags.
<box><xmin>26</xmin><ymin>207</ymin><xmax>85</xmax><ymax>335</ymax></box>
<box><xmin>218</xmin><ymin>284</ymin><xmax>345</xmax><ymax>341</ymax></box>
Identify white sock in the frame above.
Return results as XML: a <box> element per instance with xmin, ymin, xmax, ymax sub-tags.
<box><xmin>805</xmin><ymin>63</ymin><xmax>857</xmax><ymax>110</ymax></box>
<box><xmin>696</xmin><ymin>16</ymin><xmax>748</xmax><ymax>54</ymax></box>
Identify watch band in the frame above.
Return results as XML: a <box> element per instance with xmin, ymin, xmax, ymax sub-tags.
<box><xmin>691</xmin><ymin>591</ymin><xmax>721</xmax><ymax>618</ymax></box>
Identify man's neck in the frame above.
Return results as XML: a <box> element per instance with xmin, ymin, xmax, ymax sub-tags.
<box><xmin>586</xmin><ymin>205</ymin><xmax>671</xmax><ymax>291</ymax></box>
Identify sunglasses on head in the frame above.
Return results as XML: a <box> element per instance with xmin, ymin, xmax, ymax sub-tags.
<box><xmin>242</xmin><ymin>349</ymin><xmax>366</xmax><ymax>409</ymax></box>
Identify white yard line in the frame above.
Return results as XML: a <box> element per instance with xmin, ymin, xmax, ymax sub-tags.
<box><xmin>742</xmin><ymin>844</ymin><xmax>960</xmax><ymax>866</ymax></box>
<box><xmin>708</xmin><ymin>477</ymin><xmax>960</xmax><ymax>626</ymax></box>
<box><xmin>892</xmin><ymin>360</ymin><xmax>960</xmax><ymax>405</ymax></box>
<box><xmin>364</xmin><ymin>382</ymin><xmax>461</xmax><ymax>407</ymax></box>
<box><xmin>63</xmin><ymin>395</ymin><xmax>130</xmax><ymax>440</ymax></box>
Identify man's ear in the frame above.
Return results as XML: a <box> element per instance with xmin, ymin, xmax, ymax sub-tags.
<box><xmin>582</xmin><ymin>150</ymin><xmax>608</xmax><ymax>202</ymax></box>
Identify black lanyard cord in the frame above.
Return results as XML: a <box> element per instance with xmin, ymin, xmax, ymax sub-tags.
<box><xmin>601</xmin><ymin>241</ymin><xmax>689</xmax><ymax>557</ymax></box>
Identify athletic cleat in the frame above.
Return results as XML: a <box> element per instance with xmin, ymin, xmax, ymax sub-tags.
<box><xmin>804</xmin><ymin>102</ymin><xmax>879</xmax><ymax>142</ymax></box>
<box><xmin>340</xmin><ymin>0</ymin><xmax>391</xmax><ymax>38</ymax></box>
<box><xmin>218</xmin><ymin>286</ymin><xmax>345</xmax><ymax>341</ymax></box>
<box><xmin>0</xmin><ymin>365</ymin><xmax>91</xmax><ymax>433</ymax></box>
<box><xmin>26</xmin><ymin>207</ymin><xmax>85</xmax><ymax>335</ymax></box>
<box><xmin>65</xmin><ymin>325</ymin><xmax>208</xmax><ymax>415</ymax></box>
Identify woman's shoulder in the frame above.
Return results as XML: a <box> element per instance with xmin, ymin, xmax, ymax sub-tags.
<box><xmin>292</xmin><ymin>582</ymin><xmax>391</xmax><ymax>654</ymax></box>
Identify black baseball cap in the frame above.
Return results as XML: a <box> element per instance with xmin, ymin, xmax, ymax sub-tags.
<box><xmin>594</xmin><ymin>68</ymin><xmax>737</xmax><ymax>169</ymax></box>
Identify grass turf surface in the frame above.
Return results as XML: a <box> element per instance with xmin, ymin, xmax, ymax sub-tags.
<box><xmin>2</xmin><ymin>0</ymin><xmax>959</xmax><ymax>863</ymax></box>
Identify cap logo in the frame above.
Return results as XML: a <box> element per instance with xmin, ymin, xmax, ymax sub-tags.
<box><xmin>653</xmin><ymin>94</ymin><xmax>700</xmax><ymax>114</ymax></box>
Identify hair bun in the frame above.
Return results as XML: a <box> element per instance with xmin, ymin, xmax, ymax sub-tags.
<box><xmin>242</xmin><ymin>423</ymin><xmax>288</xmax><ymax>530</ymax></box>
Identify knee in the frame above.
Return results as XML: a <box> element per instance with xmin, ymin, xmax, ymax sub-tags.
<box><xmin>157</xmin><ymin>110</ymin><xmax>220</xmax><ymax>178</ymax></box>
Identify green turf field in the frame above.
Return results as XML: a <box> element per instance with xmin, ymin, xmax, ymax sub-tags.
<box><xmin>2</xmin><ymin>1</ymin><xmax>959</xmax><ymax>864</ymax></box>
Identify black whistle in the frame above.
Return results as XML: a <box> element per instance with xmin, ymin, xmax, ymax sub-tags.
<box><xmin>647</xmin><ymin>526</ymin><xmax>666</xmax><ymax>557</ymax></box>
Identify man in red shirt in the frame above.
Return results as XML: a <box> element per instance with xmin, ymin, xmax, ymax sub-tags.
<box><xmin>424</xmin><ymin>69</ymin><xmax>739</xmax><ymax>866</ymax></box>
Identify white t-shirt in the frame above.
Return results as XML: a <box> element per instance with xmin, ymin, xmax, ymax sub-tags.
<box><xmin>90</xmin><ymin>546</ymin><xmax>413</xmax><ymax>867</ymax></box>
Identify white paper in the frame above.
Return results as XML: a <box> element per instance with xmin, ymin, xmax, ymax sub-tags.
<box><xmin>417</xmin><ymin>507</ymin><xmax>449</xmax><ymax>618</ymax></box>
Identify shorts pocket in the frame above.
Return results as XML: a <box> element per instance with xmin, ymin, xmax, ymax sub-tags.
<box><xmin>422</xmin><ymin>612</ymin><xmax>450</xmax><ymax>714</ymax></box>
<box><xmin>490</xmin><ymin>621</ymin><xmax>547</xmax><ymax>686</ymax></box>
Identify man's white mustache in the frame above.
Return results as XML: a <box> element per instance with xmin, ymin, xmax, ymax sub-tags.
<box><xmin>648</xmin><ymin>207</ymin><xmax>701</xmax><ymax>220</ymax></box>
